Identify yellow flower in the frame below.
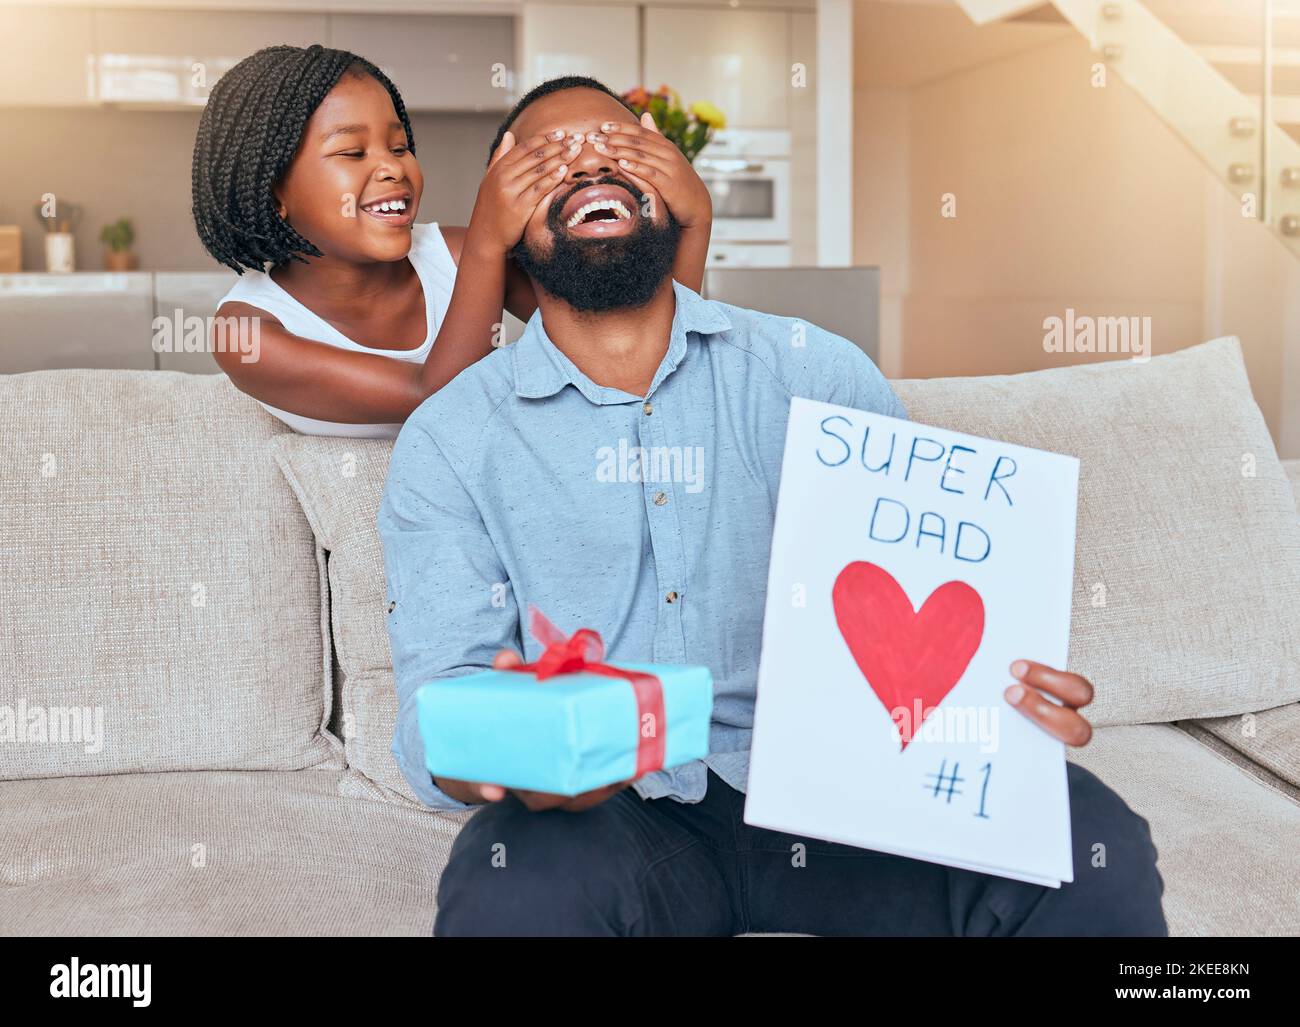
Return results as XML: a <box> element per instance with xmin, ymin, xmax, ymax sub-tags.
<box><xmin>689</xmin><ymin>101</ymin><xmax>726</xmax><ymax>129</ymax></box>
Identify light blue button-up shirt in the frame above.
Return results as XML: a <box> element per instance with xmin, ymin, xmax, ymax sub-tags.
<box><xmin>378</xmin><ymin>280</ymin><xmax>906</xmax><ymax>811</ymax></box>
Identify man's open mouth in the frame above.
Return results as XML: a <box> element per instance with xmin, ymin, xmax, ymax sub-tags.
<box><xmin>564</xmin><ymin>198</ymin><xmax>632</xmax><ymax>229</ymax></box>
<box><xmin>557</xmin><ymin>182</ymin><xmax>640</xmax><ymax>237</ymax></box>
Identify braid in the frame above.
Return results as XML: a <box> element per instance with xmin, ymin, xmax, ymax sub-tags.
<box><xmin>191</xmin><ymin>44</ymin><xmax>416</xmax><ymax>274</ymax></box>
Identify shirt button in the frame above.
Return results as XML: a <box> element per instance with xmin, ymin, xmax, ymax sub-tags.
<box><xmin>387</xmin><ymin>600</ymin><xmax>396</xmax><ymax>614</ymax></box>
<box><xmin>653</xmin><ymin>490</ymin><xmax>667</xmax><ymax>506</ymax></box>
<box><xmin>643</xmin><ymin>401</ymin><xmax>653</xmax><ymax>415</ymax></box>
<box><xmin>665</xmin><ymin>590</ymin><xmax>678</xmax><ymax>603</ymax></box>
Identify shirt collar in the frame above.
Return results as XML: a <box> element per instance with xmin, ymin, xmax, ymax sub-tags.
<box><xmin>512</xmin><ymin>280</ymin><xmax>732</xmax><ymax>403</ymax></box>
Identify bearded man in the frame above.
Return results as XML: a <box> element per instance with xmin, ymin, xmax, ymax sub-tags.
<box><xmin>377</xmin><ymin>76</ymin><xmax>1166</xmax><ymax>939</ymax></box>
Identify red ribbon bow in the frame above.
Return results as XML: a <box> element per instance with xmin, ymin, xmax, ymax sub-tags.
<box><xmin>506</xmin><ymin>605</ymin><xmax>667</xmax><ymax>778</ymax></box>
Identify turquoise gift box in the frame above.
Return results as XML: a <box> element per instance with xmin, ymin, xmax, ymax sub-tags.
<box><xmin>416</xmin><ymin>663</ymin><xmax>714</xmax><ymax>796</ymax></box>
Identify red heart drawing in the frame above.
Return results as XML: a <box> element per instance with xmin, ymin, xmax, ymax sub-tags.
<box><xmin>832</xmin><ymin>561</ymin><xmax>984</xmax><ymax>751</ymax></box>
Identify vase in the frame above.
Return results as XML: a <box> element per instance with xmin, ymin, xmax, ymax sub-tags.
<box><xmin>105</xmin><ymin>250</ymin><xmax>138</xmax><ymax>272</ymax></box>
<box><xmin>45</xmin><ymin>232</ymin><xmax>75</xmax><ymax>273</ymax></box>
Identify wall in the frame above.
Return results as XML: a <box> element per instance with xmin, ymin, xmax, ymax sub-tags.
<box><xmin>0</xmin><ymin>107</ymin><xmax>498</xmax><ymax>273</ymax></box>
<box><xmin>904</xmin><ymin>35</ymin><xmax>1206</xmax><ymax>377</ymax></box>
<box><xmin>855</xmin><ymin>28</ymin><xmax>1300</xmax><ymax>450</ymax></box>
<box><xmin>852</xmin><ymin>85</ymin><xmax>910</xmax><ymax>375</ymax></box>
<box><xmin>1203</xmin><ymin>177</ymin><xmax>1300</xmax><ymax>455</ymax></box>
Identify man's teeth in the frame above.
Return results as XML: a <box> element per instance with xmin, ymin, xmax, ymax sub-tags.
<box><xmin>364</xmin><ymin>199</ymin><xmax>407</xmax><ymax>213</ymax></box>
<box><xmin>565</xmin><ymin>199</ymin><xmax>631</xmax><ymax>228</ymax></box>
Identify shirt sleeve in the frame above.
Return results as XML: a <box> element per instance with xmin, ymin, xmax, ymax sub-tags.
<box><xmin>797</xmin><ymin>323</ymin><xmax>909</xmax><ymax>422</ymax></box>
<box><xmin>377</xmin><ymin>417</ymin><xmax>522</xmax><ymax>811</ymax></box>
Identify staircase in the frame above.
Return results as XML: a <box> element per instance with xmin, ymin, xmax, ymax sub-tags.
<box><xmin>956</xmin><ymin>0</ymin><xmax>1300</xmax><ymax>259</ymax></box>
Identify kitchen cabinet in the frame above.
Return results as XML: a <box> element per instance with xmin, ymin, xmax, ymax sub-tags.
<box><xmin>0</xmin><ymin>273</ymin><xmax>155</xmax><ymax>373</ymax></box>
<box><xmin>91</xmin><ymin>8</ymin><xmax>328</xmax><ymax>104</ymax></box>
<box><xmin>92</xmin><ymin>9</ymin><xmax>328</xmax><ymax>60</ymax></box>
<box><xmin>329</xmin><ymin>14</ymin><xmax>514</xmax><ymax>112</ymax></box>
<box><xmin>0</xmin><ymin>268</ymin><xmax>522</xmax><ymax>374</ymax></box>
<box><xmin>703</xmin><ymin>266</ymin><xmax>880</xmax><ymax>362</ymax></box>
<box><xmin>154</xmin><ymin>272</ymin><xmax>237</xmax><ymax>374</ymax></box>
<box><xmin>0</xmin><ymin>5</ymin><xmax>95</xmax><ymax>107</ymax></box>
<box><xmin>643</xmin><ymin>6</ymin><xmax>790</xmax><ymax>129</ymax></box>
<box><xmin>0</xmin><ymin>271</ymin><xmax>233</xmax><ymax>375</ymax></box>
<box><xmin>706</xmin><ymin>243</ymin><xmax>793</xmax><ymax>269</ymax></box>
<box><xmin>519</xmin><ymin>3</ymin><xmax>640</xmax><ymax>95</ymax></box>
<box><xmin>0</xmin><ymin>5</ymin><xmax>323</xmax><ymax>108</ymax></box>
<box><xmin>0</xmin><ymin>5</ymin><xmax>513</xmax><ymax>112</ymax></box>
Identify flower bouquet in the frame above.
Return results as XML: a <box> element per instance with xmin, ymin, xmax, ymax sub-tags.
<box><xmin>620</xmin><ymin>85</ymin><xmax>725</xmax><ymax>164</ymax></box>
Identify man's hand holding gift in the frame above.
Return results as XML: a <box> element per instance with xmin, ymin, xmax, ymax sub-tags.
<box><xmin>433</xmin><ymin>772</ymin><xmax>632</xmax><ymax>812</ymax></box>
<box><xmin>426</xmin><ymin>643</ymin><xmax>642</xmax><ymax>812</ymax></box>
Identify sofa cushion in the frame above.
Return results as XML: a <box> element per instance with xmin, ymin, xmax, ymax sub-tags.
<box><xmin>0</xmin><ymin>727</ymin><xmax>1292</xmax><ymax>936</ymax></box>
<box><xmin>0</xmin><ymin>371</ymin><xmax>342</xmax><ymax>777</ymax></box>
<box><xmin>272</xmin><ymin>437</ymin><xmax>417</xmax><ymax>804</ymax></box>
<box><xmin>894</xmin><ymin>338</ymin><xmax>1300</xmax><ymax>726</ymax></box>
<box><xmin>0</xmin><ymin>769</ymin><xmax>468</xmax><ymax>935</ymax></box>
<box><xmin>1067</xmin><ymin>723</ymin><xmax>1300</xmax><ymax>935</ymax></box>
<box><xmin>1180</xmin><ymin>701</ymin><xmax>1300</xmax><ymax>796</ymax></box>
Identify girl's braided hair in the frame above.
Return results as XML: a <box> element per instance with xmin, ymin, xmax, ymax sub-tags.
<box><xmin>192</xmin><ymin>44</ymin><xmax>415</xmax><ymax>274</ymax></box>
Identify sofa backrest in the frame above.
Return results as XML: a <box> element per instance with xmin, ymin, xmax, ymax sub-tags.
<box><xmin>4</xmin><ymin>338</ymin><xmax>1297</xmax><ymax>791</ymax></box>
<box><xmin>894</xmin><ymin>337</ymin><xmax>1300</xmax><ymax>725</ymax></box>
<box><xmin>274</xmin><ymin>337</ymin><xmax>1300</xmax><ymax>806</ymax></box>
<box><xmin>0</xmin><ymin>370</ymin><xmax>341</xmax><ymax>780</ymax></box>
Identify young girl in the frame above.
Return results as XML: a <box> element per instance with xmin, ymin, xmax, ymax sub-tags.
<box><xmin>191</xmin><ymin>45</ymin><xmax>713</xmax><ymax>437</ymax></box>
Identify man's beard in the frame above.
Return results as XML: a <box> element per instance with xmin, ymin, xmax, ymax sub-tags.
<box><xmin>509</xmin><ymin>176</ymin><xmax>682</xmax><ymax>314</ymax></box>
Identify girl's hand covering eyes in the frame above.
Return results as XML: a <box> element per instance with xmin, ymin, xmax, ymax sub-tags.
<box><xmin>586</xmin><ymin>112</ymin><xmax>712</xmax><ymax>230</ymax></box>
<box><xmin>466</xmin><ymin>129</ymin><xmax>579</xmax><ymax>253</ymax></box>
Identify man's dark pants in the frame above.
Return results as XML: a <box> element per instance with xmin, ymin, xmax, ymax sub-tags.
<box><xmin>434</xmin><ymin>763</ymin><xmax>1168</xmax><ymax>936</ymax></box>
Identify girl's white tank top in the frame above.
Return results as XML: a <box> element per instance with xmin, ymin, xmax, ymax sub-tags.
<box><xmin>218</xmin><ymin>221</ymin><xmax>457</xmax><ymax>439</ymax></box>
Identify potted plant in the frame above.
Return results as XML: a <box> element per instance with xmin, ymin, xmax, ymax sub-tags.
<box><xmin>620</xmin><ymin>85</ymin><xmax>725</xmax><ymax>164</ymax></box>
<box><xmin>100</xmin><ymin>218</ymin><xmax>138</xmax><ymax>272</ymax></box>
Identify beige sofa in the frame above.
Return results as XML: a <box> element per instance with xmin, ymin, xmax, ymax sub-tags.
<box><xmin>1</xmin><ymin>336</ymin><xmax>1298</xmax><ymax>936</ymax></box>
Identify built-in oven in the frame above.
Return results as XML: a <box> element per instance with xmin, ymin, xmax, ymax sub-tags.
<box><xmin>694</xmin><ymin>129</ymin><xmax>791</xmax><ymax>248</ymax></box>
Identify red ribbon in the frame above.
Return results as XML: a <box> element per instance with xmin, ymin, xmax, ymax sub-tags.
<box><xmin>505</xmin><ymin>605</ymin><xmax>667</xmax><ymax>778</ymax></box>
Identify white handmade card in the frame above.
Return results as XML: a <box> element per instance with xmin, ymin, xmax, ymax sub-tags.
<box><xmin>745</xmin><ymin>398</ymin><xmax>1080</xmax><ymax>887</ymax></box>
